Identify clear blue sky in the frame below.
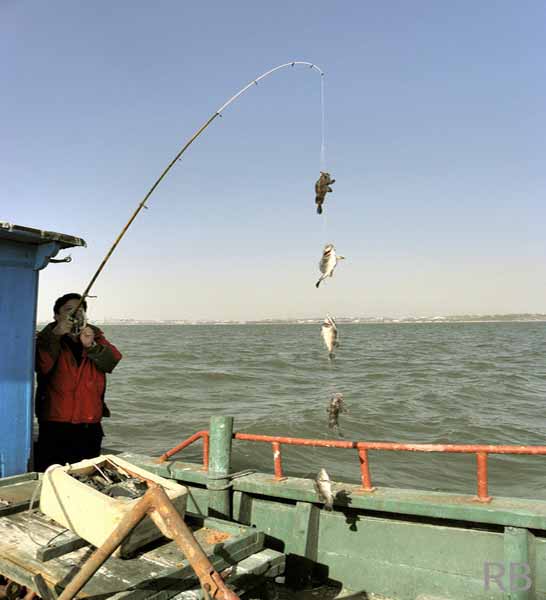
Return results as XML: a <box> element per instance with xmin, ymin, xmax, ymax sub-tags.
<box><xmin>2</xmin><ymin>1</ymin><xmax>545</xmax><ymax>321</ymax></box>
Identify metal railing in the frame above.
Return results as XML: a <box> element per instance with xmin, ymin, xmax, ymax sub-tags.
<box><xmin>157</xmin><ymin>430</ymin><xmax>209</xmax><ymax>467</ymax></box>
<box><xmin>160</xmin><ymin>430</ymin><xmax>546</xmax><ymax>502</ymax></box>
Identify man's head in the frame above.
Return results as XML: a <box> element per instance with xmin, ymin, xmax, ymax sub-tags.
<box><xmin>53</xmin><ymin>293</ymin><xmax>87</xmax><ymax>320</ymax></box>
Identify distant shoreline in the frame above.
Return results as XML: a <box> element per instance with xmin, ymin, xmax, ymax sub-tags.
<box><xmin>49</xmin><ymin>315</ymin><xmax>546</xmax><ymax>326</ymax></box>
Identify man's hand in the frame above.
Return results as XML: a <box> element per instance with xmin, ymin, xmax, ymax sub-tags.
<box><xmin>80</xmin><ymin>326</ymin><xmax>96</xmax><ymax>349</ymax></box>
<box><xmin>52</xmin><ymin>316</ymin><xmax>73</xmax><ymax>336</ymax></box>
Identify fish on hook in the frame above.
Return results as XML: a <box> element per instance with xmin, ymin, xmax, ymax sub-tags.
<box><xmin>316</xmin><ymin>244</ymin><xmax>345</xmax><ymax>288</ymax></box>
<box><xmin>314</xmin><ymin>468</ymin><xmax>334</xmax><ymax>510</ymax></box>
<box><xmin>321</xmin><ymin>315</ymin><xmax>339</xmax><ymax>359</ymax></box>
<box><xmin>315</xmin><ymin>172</ymin><xmax>335</xmax><ymax>214</ymax></box>
<box><xmin>327</xmin><ymin>392</ymin><xmax>347</xmax><ymax>435</ymax></box>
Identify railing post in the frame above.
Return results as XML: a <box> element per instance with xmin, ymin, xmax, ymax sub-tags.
<box><xmin>207</xmin><ymin>416</ymin><xmax>234</xmax><ymax>520</ymax></box>
<box><xmin>202</xmin><ymin>431</ymin><xmax>210</xmax><ymax>470</ymax></box>
<box><xmin>272</xmin><ymin>441</ymin><xmax>284</xmax><ymax>480</ymax></box>
<box><xmin>475</xmin><ymin>451</ymin><xmax>492</xmax><ymax>503</ymax></box>
<box><xmin>358</xmin><ymin>447</ymin><xmax>375</xmax><ymax>492</ymax></box>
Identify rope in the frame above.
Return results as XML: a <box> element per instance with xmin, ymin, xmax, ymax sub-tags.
<box><xmin>206</xmin><ymin>469</ymin><xmax>256</xmax><ymax>491</ymax></box>
<box><xmin>26</xmin><ymin>464</ymin><xmax>70</xmax><ymax>548</ymax></box>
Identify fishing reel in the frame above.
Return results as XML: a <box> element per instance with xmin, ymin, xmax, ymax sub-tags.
<box><xmin>68</xmin><ymin>309</ymin><xmax>88</xmax><ymax>337</ymax></box>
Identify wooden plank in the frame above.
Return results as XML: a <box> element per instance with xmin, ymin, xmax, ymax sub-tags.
<box><xmin>0</xmin><ymin>480</ymin><xmax>41</xmax><ymax>516</ymax></box>
<box><xmin>35</xmin><ymin>531</ymin><xmax>88</xmax><ymax>562</ymax></box>
<box><xmin>168</xmin><ymin>549</ymin><xmax>285</xmax><ymax>600</ymax></box>
<box><xmin>0</xmin><ymin>472</ymin><xmax>38</xmax><ymax>488</ymax></box>
<box><xmin>0</xmin><ymin>500</ymin><xmax>34</xmax><ymax>517</ymax></box>
<box><xmin>115</xmin><ymin>531</ymin><xmax>265</xmax><ymax>600</ymax></box>
<box><xmin>0</xmin><ymin>509</ymin><xmax>264</xmax><ymax>600</ymax></box>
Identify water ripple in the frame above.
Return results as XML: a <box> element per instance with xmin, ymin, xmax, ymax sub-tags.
<box><xmin>102</xmin><ymin>322</ymin><xmax>546</xmax><ymax>500</ymax></box>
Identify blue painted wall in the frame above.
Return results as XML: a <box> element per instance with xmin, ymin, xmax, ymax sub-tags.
<box><xmin>0</xmin><ymin>239</ymin><xmax>41</xmax><ymax>476</ymax></box>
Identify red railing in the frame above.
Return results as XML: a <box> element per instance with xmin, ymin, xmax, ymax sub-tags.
<box><xmin>159</xmin><ymin>430</ymin><xmax>546</xmax><ymax>502</ymax></box>
<box><xmin>157</xmin><ymin>430</ymin><xmax>209</xmax><ymax>468</ymax></box>
<box><xmin>233</xmin><ymin>433</ymin><xmax>546</xmax><ymax>503</ymax></box>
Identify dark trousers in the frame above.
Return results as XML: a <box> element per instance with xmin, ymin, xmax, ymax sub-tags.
<box><xmin>35</xmin><ymin>421</ymin><xmax>104</xmax><ymax>472</ymax></box>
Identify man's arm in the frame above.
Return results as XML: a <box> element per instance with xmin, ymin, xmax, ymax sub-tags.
<box><xmin>36</xmin><ymin>323</ymin><xmax>63</xmax><ymax>374</ymax></box>
<box><xmin>85</xmin><ymin>326</ymin><xmax>122</xmax><ymax>373</ymax></box>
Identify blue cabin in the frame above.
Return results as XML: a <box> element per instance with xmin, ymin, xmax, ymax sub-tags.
<box><xmin>0</xmin><ymin>222</ymin><xmax>86</xmax><ymax>477</ymax></box>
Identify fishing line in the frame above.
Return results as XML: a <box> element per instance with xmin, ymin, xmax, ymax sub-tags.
<box><xmin>71</xmin><ymin>61</ymin><xmax>325</xmax><ymax>316</ymax></box>
<box><xmin>320</xmin><ymin>72</ymin><xmax>326</xmax><ymax>172</ymax></box>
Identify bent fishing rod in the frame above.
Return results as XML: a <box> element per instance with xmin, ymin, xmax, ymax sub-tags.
<box><xmin>70</xmin><ymin>61</ymin><xmax>325</xmax><ymax>324</ymax></box>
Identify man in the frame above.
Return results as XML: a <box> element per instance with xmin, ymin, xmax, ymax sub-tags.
<box><xmin>35</xmin><ymin>293</ymin><xmax>122</xmax><ymax>471</ymax></box>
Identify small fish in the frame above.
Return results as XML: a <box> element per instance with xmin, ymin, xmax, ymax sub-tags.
<box><xmin>314</xmin><ymin>468</ymin><xmax>334</xmax><ymax>510</ymax></box>
<box><xmin>327</xmin><ymin>392</ymin><xmax>346</xmax><ymax>434</ymax></box>
<box><xmin>316</xmin><ymin>244</ymin><xmax>345</xmax><ymax>288</ymax></box>
<box><xmin>315</xmin><ymin>172</ymin><xmax>335</xmax><ymax>214</ymax></box>
<box><xmin>321</xmin><ymin>315</ymin><xmax>339</xmax><ymax>359</ymax></box>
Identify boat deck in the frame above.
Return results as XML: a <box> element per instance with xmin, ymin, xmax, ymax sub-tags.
<box><xmin>0</xmin><ymin>473</ymin><xmax>284</xmax><ymax>599</ymax></box>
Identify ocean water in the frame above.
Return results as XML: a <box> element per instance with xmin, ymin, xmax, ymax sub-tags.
<box><xmin>100</xmin><ymin>322</ymin><xmax>546</xmax><ymax>500</ymax></box>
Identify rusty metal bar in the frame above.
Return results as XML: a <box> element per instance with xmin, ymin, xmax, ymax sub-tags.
<box><xmin>161</xmin><ymin>429</ymin><xmax>546</xmax><ymax>502</ymax></box>
<box><xmin>357</xmin><ymin>447</ymin><xmax>375</xmax><ymax>492</ymax></box>
<box><xmin>150</xmin><ymin>485</ymin><xmax>239</xmax><ymax>599</ymax></box>
<box><xmin>235</xmin><ymin>432</ymin><xmax>355</xmax><ymax>449</ymax></box>
<box><xmin>475</xmin><ymin>452</ymin><xmax>492</xmax><ymax>503</ymax></box>
<box><xmin>57</xmin><ymin>487</ymin><xmax>154</xmax><ymax>600</ymax></box>
<box><xmin>157</xmin><ymin>430</ymin><xmax>209</xmax><ymax>463</ymax></box>
<box><xmin>272</xmin><ymin>442</ymin><xmax>284</xmax><ymax>480</ymax></box>
<box><xmin>56</xmin><ymin>482</ymin><xmax>239</xmax><ymax>600</ymax></box>
<box><xmin>235</xmin><ymin>432</ymin><xmax>546</xmax><ymax>455</ymax></box>
<box><xmin>357</xmin><ymin>441</ymin><xmax>546</xmax><ymax>455</ymax></box>
<box><xmin>202</xmin><ymin>431</ymin><xmax>210</xmax><ymax>469</ymax></box>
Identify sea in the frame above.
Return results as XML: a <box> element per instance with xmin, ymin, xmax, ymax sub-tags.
<box><xmin>97</xmin><ymin>321</ymin><xmax>546</xmax><ymax>500</ymax></box>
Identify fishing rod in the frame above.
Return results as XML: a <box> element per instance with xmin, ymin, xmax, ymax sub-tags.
<box><xmin>69</xmin><ymin>61</ymin><xmax>325</xmax><ymax>327</ymax></box>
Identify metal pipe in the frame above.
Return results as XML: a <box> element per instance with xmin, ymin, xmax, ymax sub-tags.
<box><xmin>357</xmin><ymin>447</ymin><xmax>375</xmax><ymax>492</ymax></box>
<box><xmin>475</xmin><ymin>452</ymin><xmax>491</xmax><ymax>503</ymax></box>
<box><xmin>157</xmin><ymin>430</ymin><xmax>209</xmax><ymax>463</ymax></box>
<box><xmin>56</xmin><ymin>483</ymin><xmax>240</xmax><ymax>600</ymax></box>
<box><xmin>57</xmin><ymin>487</ymin><xmax>154</xmax><ymax>600</ymax></box>
<box><xmin>162</xmin><ymin>428</ymin><xmax>546</xmax><ymax>502</ymax></box>
<box><xmin>235</xmin><ymin>432</ymin><xmax>355</xmax><ymax>449</ymax></box>
<box><xmin>235</xmin><ymin>432</ymin><xmax>546</xmax><ymax>455</ymax></box>
<box><xmin>150</xmin><ymin>485</ymin><xmax>239</xmax><ymax>600</ymax></box>
<box><xmin>357</xmin><ymin>442</ymin><xmax>546</xmax><ymax>455</ymax></box>
<box><xmin>272</xmin><ymin>442</ymin><xmax>284</xmax><ymax>480</ymax></box>
<box><xmin>202</xmin><ymin>431</ymin><xmax>210</xmax><ymax>469</ymax></box>
<box><xmin>207</xmin><ymin>416</ymin><xmax>233</xmax><ymax>520</ymax></box>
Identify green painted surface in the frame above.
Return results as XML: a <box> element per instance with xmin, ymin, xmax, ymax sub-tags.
<box><xmin>503</xmin><ymin>527</ymin><xmax>532</xmax><ymax>600</ymax></box>
<box><xmin>207</xmin><ymin>416</ymin><xmax>233</xmax><ymax>520</ymax></box>
<box><xmin>229</xmin><ymin>492</ymin><xmax>538</xmax><ymax>599</ymax></box>
<box><xmin>532</xmin><ymin>537</ymin><xmax>546</xmax><ymax>597</ymax></box>
<box><xmin>121</xmin><ymin>454</ymin><xmax>546</xmax><ymax>599</ymax></box>
<box><xmin>184</xmin><ymin>485</ymin><xmax>209</xmax><ymax>517</ymax></box>
<box><xmin>127</xmin><ymin>455</ymin><xmax>546</xmax><ymax>532</ymax></box>
<box><xmin>287</xmin><ymin>502</ymin><xmax>319</xmax><ymax>560</ymax></box>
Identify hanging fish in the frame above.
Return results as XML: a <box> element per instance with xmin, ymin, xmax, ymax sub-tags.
<box><xmin>327</xmin><ymin>392</ymin><xmax>347</xmax><ymax>435</ymax></box>
<box><xmin>314</xmin><ymin>468</ymin><xmax>334</xmax><ymax>510</ymax></box>
<box><xmin>316</xmin><ymin>244</ymin><xmax>345</xmax><ymax>288</ymax></box>
<box><xmin>321</xmin><ymin>315</ymin><xmax>339</xmax><ymax>359</ymax></box>
<box><xmin>315</xmin><ymin>171</ymin><xmax>335</xmax><ymax>214</ymax></box>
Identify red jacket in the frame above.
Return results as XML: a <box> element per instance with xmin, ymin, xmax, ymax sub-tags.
<box><xmin>35</xmin><ymin>323</ymin><xmax>122</xmax><ymax>424</ymax></box>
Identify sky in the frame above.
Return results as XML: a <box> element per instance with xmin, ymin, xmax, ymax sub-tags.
<box><xmin>2</xmin><ymin>1</ymin><xmax>545</xmax><ymax>322</ymax></box>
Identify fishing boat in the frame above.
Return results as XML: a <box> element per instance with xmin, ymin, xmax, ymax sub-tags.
<box><xmin>2</xmin><ymin>221</ymin><xmax>546</xmax><ymax>600</ymax></box>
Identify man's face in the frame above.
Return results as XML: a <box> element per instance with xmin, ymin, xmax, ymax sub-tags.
<box><xmin>54</xmin><ymin>298</ymin><xmax>84</xmax><ymax>322</ymax></box>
